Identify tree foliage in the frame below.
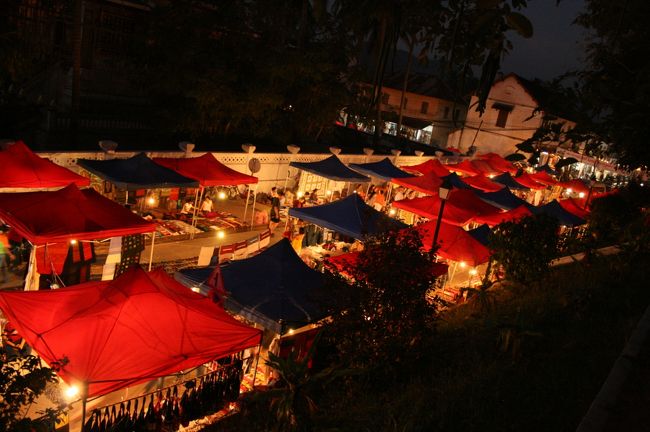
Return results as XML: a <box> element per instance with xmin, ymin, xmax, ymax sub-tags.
<box><xmin>489</xmin><ymin>214</ymin><xmax>559</xmax><ymax>285</ymax></box>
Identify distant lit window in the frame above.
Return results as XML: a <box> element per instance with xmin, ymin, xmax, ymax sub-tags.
<box><xmin>421</xmin><ymin>101</ymin><xmax>429</xmax><ymax>114</ymax></box>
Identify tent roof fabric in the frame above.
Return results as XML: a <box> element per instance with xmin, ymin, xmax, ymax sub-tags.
<box><xmin>177</xmin><ymin>239</ymin><xmax>324</xmax><ymax>334</ymax></box>
<box><xmin>0</xmin><ymin>184</ymin><xmax>155</xmax><ymax>245</ymax></box>
<box><xmin>445</xmin><ymin>160</ymin><xmax>482</xmax><ymax>176</ymax></box>
<box><xmin>463</xmin><ymin>174</ymin><xmax>505</xmax><ymax>192</ymax></box>
<box><xmin>412</xmin><ymin>221</ymin><xmax>491</xmax><ymax>266</ymax></box>
<box><xmin>444</xmin><ymin>172</ymin><xmax>472</xmax><ymax>189</ymax></box>
<box><xmin>493</xmin><ymin>172</ymin><xmax>530</xmax><ymax>191</ymax></box>
<box><xmin>468</xmin><ymin>224</ymin><xmax>491</xmax><ymax>247</ymax></box>
<box><xmin>532</xmin><ymin>200</ymin><xmax>586</xmax><ymax>227</ymax></box>
<box><xmin>472</xmin><ymin>205</ymin><xmax>533</xmax><ymax>227</ymax></box>
<box><xmin>401</xmin><ymin>159</ymin><xmax>450</xmax><ymax>177</ymax></box>
<box><xmin>476</xmin><ymin>187</ymin><xmax>532</xmax><ymax>211</ymax></box>
<box><xmin>559</xmin><ymin>179</ymin><xmax>591</xmax><ymax>194</ymax></box>
<box><xmin>477</xmin><ymin>153</ymin><xmax>518</xmax><ymax>174</ymax></box>
<box><xmin>289</xmin><ymin>194</ymin><xmax>405</xmax><ymax>240</ymax></box>
<box><xmin>77</xmin><ymin>153</ymin><xmax>199</xmax><ymax>190</ymax></box>
<box><xmin>325</xmin><ymin>251</ymin><xmax>448</xmax><ymax>278</ymax></box>
<box><xmin>0</xmin><ymin>141</ymin><xmax>90</xmax><ymax>189</ymax></box>
<box><xmin>153</xmin><ymin>153</ymin><xmax>258</xmax><ymax>186</ymax></box>
<box><xmin>559</xmin><ymin>198</ymin><xmax>590</xmax><ymax>220</ymax></box>
<box><xmin>529</xmin><ymin>170</ymin><xmax>557</xmax><ymax>186</ymax></box>
<box><xmin>349</xmin><ymin>157</ymin><xmax>414</xmax><ymax>181</ymax></box>
<box><xmin>289</xmin><ymin>155</ymin><xmax>370</xmax><ymax>182</ymax></box>
<box><xmin>0</xmin><ymin>268</ymin><xmax>261</xmax><ymax>397</ymax></box>
<box><xmin>391</xmin><ymin>172</ymin><xmax>442</xmax><ymax>195</ymax></box>
<box><xmin>514</xmin><ymin>173</ymin><xmax>547</xmax><ymax>190</ymax></box>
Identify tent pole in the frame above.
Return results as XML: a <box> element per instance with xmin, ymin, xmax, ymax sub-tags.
<box><xmin>125</xmin><ymin>190</ymin><xmax>129</xmax><ymax>205</ymax></box>
<box><xmin>252</xmin><ymin>344</ymin><xmax>261</xmax><ymax>389</ymax></box>
<box><xmin>365</xmin><ymin>182</ymin><xmax>371</xmax><ymax>200</ymax></box>
<box><xmin>386</xmin><ymin>182</ymin><xmax>394</xmax><ymax>203</ymax></box>
<box><xmin>327</xmin><ymin>180</ymin><xmax>332</xmax><ymax>202</ymax></box>
<box><xmin>242</xmin><ymin>186</ymin><xmax>252</xmax><ymax>223</ymax></box>
<box><xmin>250</xmin><ymin>184</ymin><xmax>258</xmax><ymax>230</ymax></box>
<box><xmin>283</xmin><ymin>168</ymin><xmax>290</xmax><ymax>192</ymax></box>
<box><xmin>79</xmin><ymin>382</ymin><xmax>88</xmax><ymax>432</ymax></box>
<box><xmin>346</xmin><ymin>182</ymin><xmax>350</xmax><ymax>196</ymax></box>
<box><xmin>25</xmin><ymin>244</ymin><xmax>38</xmax><ymax>291</ymax></box>
<box><xmin>148</xmin><ymin>233</ymin><xmax>155</xmax><ymax>271</ymax></box>
<box><xmin>448</xmin><ymin>261</ymin><xmax>459</xmax><ymax>288</ymax></box>
<box><xmin>190</xmin><ymin>187</ymin><xmax>203</xmax><ymax>240</ymax></box>
<box><xmin>283</xmin><ymin>215</ymin><xmax>290</xmax><ymax>233</ymax></box>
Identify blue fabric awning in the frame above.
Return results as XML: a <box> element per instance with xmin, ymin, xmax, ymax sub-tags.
<box><xmin>349</xmin><ymin>157</ymin><xmax>414</xmax><ymax>181</ymax></box>
<box><xmin>289</xmin><ymin>194</ymin><xmax>405</xmax><ymax>240</ymax></box>
<box><xmin>468</xmin><ymin>224</ymin><xmax>491</xmax><ymax>247</ymax></box>
<box><xmin>493</xmin><ymin>172</ymin><xmax>530</xmax><ymax>191</ymax></box>
<box><xmin>77</xmin><ymin>153</ymin><xmax>199</xmax><ymax>190</ymax></box>
<box><xmin>176</xmin><ymin>239</ymin><xmax>325</xmax><ymax>334</ymax></box>
<box><xmin>442</xmin><ymin>172</ymin><xmax>472</xmax><ymax>189</ymax></box>
<box><xmin>531</xmin><ymin>200</ymin><xmax>586</xmax><ymax>227</ymax></box>
<box><xmin>476</xmin><ymin>187</ymin><xmax>532</xmax><ymax>211</ymax></box>
<box><xmin>290</xmin><ymin>155</ymin><xmax>370</xmax><ymax>182</ymax></box>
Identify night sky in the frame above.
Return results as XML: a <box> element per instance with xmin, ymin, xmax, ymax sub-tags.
<box><xmin>501</xmin><ymin>0</ymin><xmax>588</xmax><ymax>80</ymax></box>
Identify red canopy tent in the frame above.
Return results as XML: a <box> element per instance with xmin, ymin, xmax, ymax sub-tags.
<box><xmin>477</xmin><ymin>153</ymin><xmax>518</xmax><ymax>175</ymax></box>
<box><xmin>463</xmin><ymin>174</ymin><xmax>505</xmax><ymax>192</ymax></box>
<box><xmin>0</xmin><ymin>267</ymin><xmax>262</xmax><ymax>397</ymax></box>
<box><xmin>391</xmin><ymin>171</ymin><xmax>443</xmax><ymax>195</ymax></box>
<box><xmin>401</xmin><ymin>159</ymin><xmax>450</xmax><ymax>177</ymax></box>
<box><xmin>471</xmin><ymin>159</ymin><xmax>501</xmax><ymax>176</ymax></box>
<box><xmin>325</xmin><ymin>251</ymin><xmax>448</xmax><ymax>278</ymax></box>
<box><xmin>559</xmin><ymin>198</ymin><xmax>590</xmax><ymax>220</ymax></box>
<box><xmin>412</xmin><ymin>221</ymin><xmax>491</xmax><ymax>266</ymax></box>
<box><xmin>514</xmin><ymin>173</ymin><xmax>547</xmax><ymax>190</ymax></box>
<box><xmin>471</xmin><ymin>205</ymin><xmax>533</xmax><ymax>227</ymax></box>
<box><xmin>153</xmin><ymin>153</ymin><xmax>258</xmax><ymax>186</ymax></box>
<box><xmin>529</xmin><ymin>170</ymin><xmax>557</xmax><ymax>186</ymax></box>
<box><xmin>558</xmin><ymin>179</ymin><xmax>591</xmax><ymax>195</ymax></box>
<box><xmin>445</xmin><ymin>160</ymin><xmax>482</xmax><ymax>176</ymax></box>
<box><xmin>0</xmin><ymin>141</ymin><xmax>89</xmax><ymax>189</ymax></box>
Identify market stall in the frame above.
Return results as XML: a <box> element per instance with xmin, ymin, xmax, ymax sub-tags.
<box><xmin>529</xmin><ymin>170</ymin><xmax>558</xmax><ymax>186</ymax></box>
<box><xmin>401</xmin><ymin>159</ymin><xmax>451</xmax><ymax>177</ymax></box>
<box><xmin>325</xmin><ymin>250</ymin><xmax>448</xmax><ymax>279</ymax></box>
<box><xmin>0</xmin><ymin>184</ymin><xmax>156</xmax><ymax>289</ymax></box>
<box><xmin>349</xmin><ymin>157</ymin><xmax>414</xmax><ymax>181</ymax></box>
<box><xmin>475</xmin><ymin>187</ymin><xmax>533</xmax><ymax>211</ymax></box>
<box><xmin>476</xmin><ymin>152</ymin><xmax>518</xmax><ymax>175</ymax></box>
<box><xmin>289</xmin><ymin>154</ymin><xmax>370</xmax><ymax>200</ymax></box>
<box><xmin>413</xmin><ymin>220</ymin><xmax>491</xmax><ymax>266</ymax></box>
<box><xmin>0</xmin><ymin>140</ymin><xmax>89</xmax><ymax>190</ymax></box>
<box><xmin>471</xmin><ymin>204</ymin><xmax>533</xmax><ymax>227</ymax></box>
<box><xmin>513</xmin><ymin>172</ymin><xmax>547</xmax><ymax>190</ymax></box>
<box><xmin>559</xmin><ymin>197</ymin><xmax>590</xmax><ymax>220</ymax></box>
<box><xmin>531</xmin><ymin>200</ymin><xmax>586</xmax><ymax>227</ymax></box>
<box><xmin>463</xmin><ymin>174</ymin><xmax>505</xmax><ymax>192</ymax></box>
<box><xmin>492</xmin><ymin>172</ymin><xmax>531</xmax><ymax>191</ymax></box>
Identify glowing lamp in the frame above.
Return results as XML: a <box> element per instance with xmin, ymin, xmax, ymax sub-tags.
<box><xmin>469</xmin><ymin>268</ymin><xmax>478</xmax><ymax>275</ymax></box>
<box><xmin>65</xmin><ymin>385</ymin><xmax>79</xmax><ymax>400</ymax></box>
<box><xmin>578</xmin><ymin>192</ymin><xmax>585</xmax><ymax>198</ymax></box>
<box><xmin>218</xmin><ymin>191</ymin><xmax>227</xmax><ymax>200</ymax></box>
<box><xmin>216</xmin><ymin>231</ymin><xmax>225</xmax><ymax>239</ymax></box>
<box><xmin>297</xmin><ymin>191</ymin><xmax>304</xmax><ymax>198</ymax></box>
<box><xmin>326</xmin><ymin>190</ymin><xmax>332</xmax><ymax>195</ymax></box>
<box><xmin>191</xmin><ymin>287</ymin><xmax>201</xmax><ymax>293</ymax></box>
<box><xmin>459</xmin><ymin>261</ymin><xmax>466</xmax><ymax>268</ymax></box>
<box><xmin>147</xmin><ymin>197</ymin><xmax>156</xmax><ymax>206</ymax></box>
<box><xmin>69</xmin><ymin>239</ymin><xmax>77</xmax><ymax>245</ymax></box>
<box><xmin>566</xmin><ymin>188</ymin><xmax>573</xmax><ymax>194</ymax></box>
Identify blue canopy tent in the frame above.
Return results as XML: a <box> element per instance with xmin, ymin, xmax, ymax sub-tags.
<box><xmin>289</xmin><ymin>155</ymin><xmax>370</xmax><ymax>182</ymax></box>
<box><xmin>493</xmin><ymin>172</ymin><xmax>530</xmax><ymax>191</ymax></box>
<box><xmin>288</xmin><ymin>194</ymin><xmax>406</xmax><ymax>240</ymax></box>
<box><xmin>176</xmin><ymin>239</ymin><xmax>325</xmax><ymax>334</ymax></box>
<box><xmin>535</xmin><ymin>164</ymin><xmax>559</xmax><ymax>175</ymax></box>
<box><xmin>442</xmin><ymin>172</ymin><xmax>472</xmax><ymax>189</ymax></box>
<box><xmin>77</xmin><ymin>153</ymin><xmax>199</xmax><ymax>190</ymax></box>
<box><xmin>476</xmin><ymin>187</ymin><xmax>533</xmax><ymax>211</ymax></box>
<box><xmin>468</xmin><ymin>224</ymin><xmax>492</xmax><ymax>247</ymax></box>
<box><xmin>349</xmin><ymin>157</ymin><xmax>414</xmax><ymax>181</ymax></box>
<box><xmin>531</xmin><ymin>200</ymin><xmax>586</xmax><ymax>227</ymax></box>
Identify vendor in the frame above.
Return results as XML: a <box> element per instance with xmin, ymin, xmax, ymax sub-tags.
<box><xmin>200</xmin><ymin>196</ymin><xmax>214</xmax><ymax>213</ymax></box>
<box><xmin>180</xmin><ymin>199</ymin><xmax>194</xmax><ymax>214</ymax></box>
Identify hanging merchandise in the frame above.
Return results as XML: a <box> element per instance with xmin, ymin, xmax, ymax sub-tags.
<box><xmin>114</xmin><ymin>234</ymin><xmax>145</xmax><ymax>278</ymax></box>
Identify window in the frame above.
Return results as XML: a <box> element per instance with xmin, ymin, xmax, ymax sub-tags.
<box><xmin>420</xmin><ymin>101</ymin><xmax>429</xmax><ymax>114</ymax></box>
<box><xmin>492</xmin><ymin>103</ymin><xmax>514</xmax><ymax>128</ymax></box>
<box><xmin>381</xmin><ymin>93</ymin><xmax>389</xmax><ymax>105</ymax></box>
<box><xmin>443</xmin><ymin>106</ymin><xmax>450</xmax><ymax>119</ymax></box>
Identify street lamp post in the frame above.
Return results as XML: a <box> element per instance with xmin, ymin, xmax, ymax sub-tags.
<box><xmin>432</xmin><ymin>178</ymin><xmax>452</xmax><ymax>247</ymax></box>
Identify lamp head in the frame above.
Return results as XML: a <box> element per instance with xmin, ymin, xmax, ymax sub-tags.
<box><xmin>439</xmin><ymin>177</ymin><xmax>453</xmax><ymax>200</ymax></box>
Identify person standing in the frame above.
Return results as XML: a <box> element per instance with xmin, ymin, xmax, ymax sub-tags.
<box><xmin>200</xmin><ymin>196</ymin><xmax>213</xmax><ymax>213</ymax></box>
<box><xmin>0</xmin><ymin>227</ymin><xmax>14</xmax><ymax>283</ymax></box>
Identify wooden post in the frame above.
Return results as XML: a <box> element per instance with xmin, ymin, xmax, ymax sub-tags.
<box><xmin>250</xmin><ymin>184</ymin><xmax>258</xmax><ymax>229</ymax></box>
<box><xmin>79</xmin><ymin>382</ymin><xmax>88</xmax><ymax>432</ymax></box>
<box><xmin>252</xmin><ymin>345</ymin><xmax>261</xmax><ymax>388</ymax></box>
<box><xmin>148</xmin><ymin>233</ymin><xmax>155</xmax><ymax>271</ymax></box>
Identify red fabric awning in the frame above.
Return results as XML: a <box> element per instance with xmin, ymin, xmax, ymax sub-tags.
<box><xmin>558</xmin><ymin>179</ymin><xmax>591</xmax><ymax>195</ymax></box>
<box><xmin>412</xmin><ymin>221</ymin><xmax>491</xmax><ymax>266</ymax></box>
<box><xmin>325</xmin><ymin>251</ymin><xmax>448</xmax><ymax>278</ymax></box>
<box><xmin>445</xmin><ymin>160</ymin><xmax>482</xmax><ymax>176</ymax></box>
<box><xmin>514</xmin><ymin>173</ymin><xmax>547</xmax><ymax>190</ymax></box>
<box><xmin>477</xmin><ymin>153</ymin><xmax>518</xmax><ymax>174</ymax></box>
<box><xmin>529</xmin><ymin>171</ymin><xmax>557</xmax><ymax>186</ymax></box>
<box><xmin>0</xmin><ymin>184</ymin><xmax>155</xmax><ymax>245</ymax></box>
<box><xmin>471</xmin><ymin>205</ymin><xmax>533</xmax><ymax>227</ymax></box>
<box><xmin>401</xmin><ymin>159</ymin><xmax>450</xmax><ymax>177</ymax></box>
<box><xmin>153</xmin><ymin>153</ymin><xmax>258</xmax><ymax>186</ymax></box>
<box><xmin>0</xmin><ymin>267</ymin><xmax>262</xmax><ymax>397</ymax></box>
<box><xmin>559</xmin><ymin>198</ymin><xmax>590</xmax><ymax>219</ymax></box>
<box><xmin>391</xmin><ymin>172</ymin><xmax>443</xmax><ymax>195</ymax></box>
<box><xmin>0</xmin><ymin>141</ymin><xmax>90</xmax><ymax>189</ymax></box>
<box><xmin>471</xmin><ymin>159</ymin><xmax>501</xmax><ymax>176</ymax></box>
<box><xmin>463</xmin><ymin>174</ymin><xmax>505</xmax><ymax>192</ymax></box>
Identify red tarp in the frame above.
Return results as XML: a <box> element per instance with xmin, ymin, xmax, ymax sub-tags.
<box><xmin>153</xmin><ymin>153</ymin><xmax>258</xmax><ymax>186</ymax></box>
<box><xmin>471</xmin><ymin>159</ymin><xmax>501</xmax><ymax>176</ymax></box>
<box><xmin>412</xmin><ymin>221</ymin><xmax>491</xmax><ymax>266</ymax></box>
<box><xmin>393</xmin><ymin>189</ymin><xmax>500</xmax><ymax>226</ymax></box>
<box><xmin>559</xmin><ymin>198</ymin><xmax>590</xmax><ymax>220</ymax></box>
<box><xmin>514</xmin><ymin>173</ymin><xmax>547</xmax><ymax>190</ymax></box>
<box><xmin>0</xmin><ymin>184</ymin><xmax>155</xmax><ymax>245</ymax></box>
<box><xmin>401</xmin><ymin>159</ymin><xmax>450</xmax><ymax>177</ymax></box>
<box><xmin>325</xmin><ymin>251</ymin><xmax>448</xmax><ymax>278</ymax></box>
<box><xmin>391</xmin><ymin>172</ymin><xmax>443</xmax><ymax>195</ymax></box>
<box><xmin>472</xmin><ymin>205</ymin><xmax>533</xmax><ymax>227</ymax></box>
<box><xmin>559</xmin><ymin>179</ymin><xmax>591</xmax><ymax>195</ymax></box>
<box><xmin>0</xmin><ymin>267</ymin><xmax>262</xmax><ymax>397</ymax></box>
<box><xmin>463</xmin><ymin>174</ymin><xmax>505</xmax><ymax>192</ymax></box>
<box><xmin>477</xmin><ymin>153</ymin><xmax>518</xmax><ymax>174</ymax></box>
<box><xmin>445</xmin><ymin>160</ymin><xmax>482</xmax><ymax>176</ymax></box>
<box><xmin>529</xmin><ymin>170</ymin><xmax>557</xmax><ymax>186</ymax></box>
<box><xmin>0</xmin><ymin>141</ymin><xmax>90</xmax><ymax>189</ymax></box>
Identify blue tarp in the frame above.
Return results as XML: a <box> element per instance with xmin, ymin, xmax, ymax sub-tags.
<box><xmin>468</xmin><ymin>224</ymin><xmax>492</xmax><ymax>247</ymax></box>
<box><xmin>349</xmin><ymin>157</ymin><xmax>414</xmax><ymax>181</ymax></box>
<box><xmin>493</xmin><ymin>172</ymin><xmax>530</xmax><ymax>191</ymax></box>
<box><xmin>77</xmin><ymin>153</ymin><xmax>199</xmax><ymax>190</ymax></box>
<box><xmin>476</xmin><ymin>187</ymin><xmax>532</xmax><ymax>211</ymax></box>
<box><xmin>289</xmin><ymin>194</ymin><xmax>406</xmax><ymax>240</ymax></box>
<box><xmin>290</xmin><ymin>155</ymin><xmax>370</xmax><ymax>182</ymax></box>
<box><xmin>176</xmin><ymin>239</ymin><xmax>325</xmax><ymax>334</ymax></box>
<box><xmin>531</xmin><ymin>200</ymin><xmax>586</xmax><ymax>227</ymax></box>
<box><xmin>535</xmin><ymin>164</ymin><xmax>559</xmax><ymax>175</ymax></box>
<box><xmin>442</xmin><ymin>172</ymin><xmax>472</xmax><ymax>189</ymax></box>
